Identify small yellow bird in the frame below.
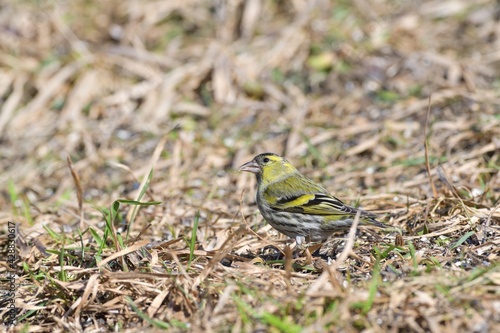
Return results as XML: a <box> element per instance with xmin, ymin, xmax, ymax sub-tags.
<box><xmin>239</xmin><ymin>153</ymin><xmax>385</xmax><ymax>245</ymax></box>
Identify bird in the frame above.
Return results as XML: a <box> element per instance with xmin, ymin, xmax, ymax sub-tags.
<box><xmin>239</xmin><ymin>152</ymin><xmax>385</xmax><ymax>246</ymax></box>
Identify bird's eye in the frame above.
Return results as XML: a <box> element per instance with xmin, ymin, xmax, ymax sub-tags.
<box><xmin>263</xmin><ymin>157</ymin><xmax>270</xmax><ymax>163</ymax></box>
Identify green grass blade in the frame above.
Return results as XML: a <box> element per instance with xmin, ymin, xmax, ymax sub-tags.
<box><xmin>189</xmin><ymin>211</ymin><xmax>200</xmax><ymax>266</ymax></box>
<box><xmin>450</xmin><ymin>231</ymin><xmax>475</xmax><ymax>250</ymax></box>
<box><xmin>261</xmin><ymin>312</ymin><xmax>303</xmax><ymax>333</ymax></box>
<box><xmin>42</xmin><ymin>224</ymin><xmax>63</xmax><ymax>242</ymax></box>
<box><xmin>126</xmin><ymin>296</ymin><xmax>188</xmax><ymax>329</ymax></box>
<box><xmin>126</xmin><ymin>168</ymin><xmax>155</xmax><ymax>240</ymax></box>
<box><xmin>89</xmin><ymin>227</ymin><xmax>103</xmax><ymax>246</ymax></box>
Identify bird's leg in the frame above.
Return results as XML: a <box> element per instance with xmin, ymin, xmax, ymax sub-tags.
<box><xmin>295</xmin><ymin>236</ymin><xmax>306</xmax><ymax>246</ymax></box>
<box><xmin>293</xmin><ymin>236</ymin><xmax>306</xmax><ymax>258</ymax></box>
<box><xmin>292</xmin><ymin>236</ymin><xmax>324</xmax><ymax>261</ymax></box>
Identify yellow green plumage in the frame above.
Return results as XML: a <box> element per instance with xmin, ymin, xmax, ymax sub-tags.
<box><xmin>239</xmin><ymin>152</ymin><xmax>385</xmax><ymax>245</ymax></box>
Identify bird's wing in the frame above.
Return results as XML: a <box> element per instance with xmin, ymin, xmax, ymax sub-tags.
<box><xmin>262</xmin><ymin>173</ymin><xmax>380</xmax><ymax>222</ymax></box>
<box><xmin>272</xmin><ymin>193</ymin><xmax>359</xmax><ymax>216</ymax></box>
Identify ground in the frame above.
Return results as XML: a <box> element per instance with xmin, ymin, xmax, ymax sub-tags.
<box><xmin>0</xmin><ymin>0</ymin><xmax>499</xmax><ymax>332</ymax></box>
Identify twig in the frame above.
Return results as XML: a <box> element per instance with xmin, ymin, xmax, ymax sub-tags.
<box><xmin>424</xmin><ymin>95</ymin><xmax>438</xmax><ymax>198</ymax></box>
<box><xmin>284</xmin><ymin>244</ymin><xmax>293</xmax><ymax>292</ymax></box>
<box><xmin>486</xmin><ymin>203</ymin><xmax>500</xmax><ymax>227</ymax></box>
<box><xmin>332</xmin><ymin>210</ymin><xmax>360</xmax><ymax>267</ymax></box>
<box><xmin>306</xmin><ymin>211</ymin><xmax>361</xmax><ymax>296</ymax></box>
<box><xmin>67</xmin><ymin>156</ymin><xmax>84</xmax><ymax>229</ymax></box>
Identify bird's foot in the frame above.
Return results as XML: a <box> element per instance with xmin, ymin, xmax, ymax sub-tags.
<box><xmin>293</xmin><ymin>237</ymin><xmax>324</xmax><ymax>262</ymax></box>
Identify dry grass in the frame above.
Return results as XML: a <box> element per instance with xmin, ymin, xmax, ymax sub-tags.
<box><xmin>1</xmin><ymin>0</ymin><xmax>499</xmax><ymax>332</ymax></box>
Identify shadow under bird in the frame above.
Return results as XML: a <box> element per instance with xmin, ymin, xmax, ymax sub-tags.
<box><xmin>239</xmin><ymin>153</ymin><xmax>386</xmax><ymax>246</ymax></box>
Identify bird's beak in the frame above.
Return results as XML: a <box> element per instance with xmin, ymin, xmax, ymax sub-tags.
<box><xmin>239</xmin><ymin>160</ymin><xmax>260</xmax><ymax>174</ymax></box>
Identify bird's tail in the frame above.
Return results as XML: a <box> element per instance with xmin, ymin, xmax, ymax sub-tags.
<box><xmin>359</xmin><ymin>209</ymin><xmax>386</xmax><ymax>228</ymax></box>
